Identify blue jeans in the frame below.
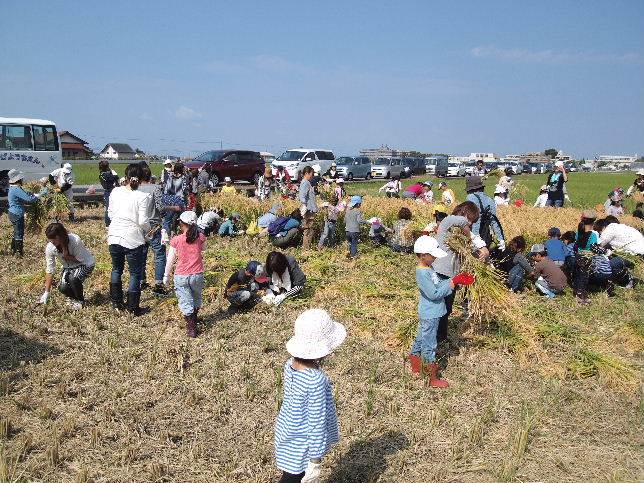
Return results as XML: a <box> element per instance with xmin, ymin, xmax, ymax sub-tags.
<box><xmin>141</xmin><ymin>228</ymin><xmax>166</xmax><ymax>284</ymax></box>
<box><xmin>104</xmin><ymin>191</ymin><xmax>111</xmax><ymax>226</ymax></box>
<box><xmin>109</xmin><ymin>244</ymin><xmax>145</xmax><ymax>292</ymax></box>
<box><xmin>318</xmin><ymin>220</ymin><xmax>336</xmax><ymax>248</ymax></box>
<box><xmin>535</xmin><ymin>277</ymin><xmax>558</xmax><ymax>298</ymax></box>
<box><xmin>8</xmin><ymin>212</ymin><xmax>24</xmax><ymax>241</ymax></box>
<box><xmin>508</xmin><ymin>265</ymin><xmax>526</xmax><ymax>291</ymax></box>
<box><xmin>545</xmin><ymin>198</ymin><xmax>564</xmax><ymax>208</ymax></box>
<box><xmin>174</xmin><ymin>273</ymin><xmax>204</xmax><ymax>315</ymax></box>
<box><xmin>163</xmin><ymin>211</ymin><xmax>178</xmax><ymax>234</ymax></box>
<box><xmin>410</xmin><ymin>317</ymin><xmax>440</xmax><ymax>363</ymax></box>
<box><xmin>346</xmin><ymin>232</ymin><xmax>359</xmax><ymax>257</ymax></box>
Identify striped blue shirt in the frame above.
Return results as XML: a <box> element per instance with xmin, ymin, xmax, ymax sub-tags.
<box><xmin>274</xmin><ymin>359</ymin><xmax>339</xmax><ymax>474</ymax></box>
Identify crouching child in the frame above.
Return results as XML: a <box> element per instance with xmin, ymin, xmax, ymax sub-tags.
<box><xmin>225</xmin><ymin>261</ymin><xmax>269</xmax><ymax>311</ymax></box>
<box><xmin>409</xmin><ymin>235</ymin><xmax>474</xmax><ymax>388</ymax></box>
<box><xmin>528</xmin><ymin>244</ymin><xmax>567</xmax><ymax>298</ymax></box>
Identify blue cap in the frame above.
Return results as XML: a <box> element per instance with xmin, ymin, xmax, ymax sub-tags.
<box><xmin>349</xmin><ymin>195</ymin><xmax>362</xmax><ymax>207</ymax></box>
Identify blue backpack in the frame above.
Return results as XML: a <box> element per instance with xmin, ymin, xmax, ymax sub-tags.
<box><xmin>268</xmin><ymin>216</ymin><xmax>289</xmax><ymax>236</ymax></box>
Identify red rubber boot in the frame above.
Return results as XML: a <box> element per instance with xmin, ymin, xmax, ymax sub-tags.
<box><xmin>425</xmin><ymin>363</ymin><xmax>449</xmax><ymax>388</ymax></box>
<box><xmin>408</xmin><ymin>354</ymin><xmax>421</xmax><ymax>374</ymax></box>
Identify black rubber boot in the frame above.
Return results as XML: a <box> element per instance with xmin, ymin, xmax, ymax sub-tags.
<box><xmin>15</xmin><ymin>240</ymin><xmax>23</xmax><ymax>256</ymax></box>
<box><xmin>69</xmin><ymin>276</ymin><xmax>85</xmax><ymax>303</ymax></box>
<box><xmin>10</xmin><ymin>239</ymin><xmax>16</xmax><ymax>255</ymax></box>
<box><xmin>126</xmin><ymin>291</ymin><xmax>147</xmax><ymax>316</ymax></box>
<box><xmin>110</xmin><ymin>282</ymin><xmax>125</xmax><ymax>310</ymax></box>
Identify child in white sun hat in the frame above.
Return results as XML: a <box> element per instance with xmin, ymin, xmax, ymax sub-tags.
<box><xmin>275</xmin><ymin>309</ymin><xmax>347</xmax><ymax>483</ymax></box>
<box><xmin>163</xmin><ymin>210</ymin><xmax>206</xmax><ymax>338</ymax></box>
<box><xmin>409</xmin><ymin>236</ymin><xmax>474</xmax><ymax>388</ymax></box>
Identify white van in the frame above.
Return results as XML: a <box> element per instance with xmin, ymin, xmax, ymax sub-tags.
<box><xmin>272</xmin><ymin>148</ymin><xmax>335</xmax><ymax>179</ymax></box>
<box><xmin>1</xmin><ymin>117</ymin><xmax>62</xmax><ymax>193</ymax></box>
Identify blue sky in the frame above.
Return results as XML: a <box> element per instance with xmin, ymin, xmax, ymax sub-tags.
<box><xmin>1</xmin><ymin>0</ymin><xmax>643</xmax><ymax>158</ymax></box>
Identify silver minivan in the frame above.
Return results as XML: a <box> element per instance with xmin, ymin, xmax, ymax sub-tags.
<box><xmin>371</xmin><ymin>157</ymin><xmax>405</xmax><ymax>179</ymax></box>
<box><xmin>335</xmin><ymin>156</ymin><xmax>373</xmax><ymax>180</ymax></box>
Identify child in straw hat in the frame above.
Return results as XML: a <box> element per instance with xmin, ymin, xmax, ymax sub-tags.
<box><xmin>409</xmin><ymin>236</ymin><xmax>474</xmax><ymax>388</ymax></box>
<box><xmin>275</xmin><ymin>309</ymin><xmax>346</xmax><ymax>483</ymax></box>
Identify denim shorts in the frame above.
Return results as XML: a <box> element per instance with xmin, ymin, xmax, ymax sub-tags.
<box><xmin>174</xmin><ymin>273</ymin><xmax>204</xmax><ymax>315</ymax></box>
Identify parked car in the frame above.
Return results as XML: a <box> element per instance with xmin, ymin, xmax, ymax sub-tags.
<box><xmin>186</xmin><ymin>149</ymin><xmax>264</xmax><ymax>185</ymax></box>
<box><xmin>402</xmin><ymin>157</ymin><xmax>424</xmax><ymax>178</ymax></box>
<box><xmin>272</xmin><ymin>148</ymin><xmax>335</xmax><ymax>180</ymax></box>
<box><xmin>447</xmin><ymin>161</ymin><xmax>467</xmax><ymax>177</ymax></box>
<box><xmin>335</xmin><ymin>156</ymin><xmax>372</xmax><ymax>180</ymax></box>
<box><xmin>504</xmin><ymin>161</ymin><xmax>522</xmax><ymax>175</ymax></box>
<box><xmin>564</xmin><ymin>162</ymin><xmax>578</xmax><ymax>172</ymax></box>
<box><xmin>522</xmin><ymin>163</ymin><xmax>535</xmax><ymax>174</ymax></box>
<box><xmin>485</xmin><ymin>161</ymin><xmax>500</xmax><ymax>174</ymax></box>
<box><xmin>464</xmin><ymin>160</ymin><xmax>477</xmax><ymax>175</ymax></box>
<box><xmin>435</xmin><ymin>157</ymin><xmax>449</xmax><ymax>177</ymax></box>
<box><xmin>425</xmin><ymin>158</ymin><xmax>437</xmax><ymax>175</ymax></box>
<box><xmin>371</xmin><ymin>157</ymin><xmax>405</xmax><ymax>179</ymax></box>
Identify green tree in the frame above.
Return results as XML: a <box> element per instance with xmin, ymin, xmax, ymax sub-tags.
<box><xmin>544</xmin><ymin>148</ymin><xmax>558</xmax><ymax>158</ymax></box>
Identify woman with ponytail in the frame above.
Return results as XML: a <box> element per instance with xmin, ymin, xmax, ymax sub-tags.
<box><xmin>107</xmin><ymin>163</ymin><xmax>151</xmax><ymax>315</ymax></box>
<box><xmin>163</xmin><ymin>210</ymin><xmax>206</xmax><ymax>337</ymax></box>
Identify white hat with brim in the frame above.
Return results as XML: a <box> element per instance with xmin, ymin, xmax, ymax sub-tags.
<box><xmin>286</xmin><ymin>309</ymin><xmax>347</xmax><ymax>359</ymax></box>
<box><xmin>8</xmin><ymin>169</ymin><xmax>24</xmax><ymax>184</ymax></box>
<box><xmin>413</xmin><ymin>235</ymin><xmax>448</xmax><ymax>257</ymax></box>
<box><xmin>554</xmin><ymin>161</ymin><xmax>564</xmax><ymax>168</ymax></box>
<box><xmin>164</xmin><ymin>159</ymin><xmax>173</xmax><ymax>165</ymax></box>
<box><xmin>63</xmin><ymin>163</ymin><xmax>72</xmax><ymax>172</ymax></box>
<box><xmin>224</xmin><ymin>177</ymin><xmax>232</xmax><ymax>182</ymax></box>
<box><xmin>637</xmin><ymin>169</ymin><xmax>644</xmax><ymax>176</ymax></box>
<box><xmin>179</xmin><ymin>210</ymin><xmax>197</xmax><ymax>225</ymax></box>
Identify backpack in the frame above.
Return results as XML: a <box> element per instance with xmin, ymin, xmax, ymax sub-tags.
<box><xmin>268</xmin><ymin>216</ymin><xmax>289</xmax><ymax>236</ymax></box>
<box><xmin>473</xmin><ymin>194</ymin><xmax>504</xmax><ymax>247</ymax></box>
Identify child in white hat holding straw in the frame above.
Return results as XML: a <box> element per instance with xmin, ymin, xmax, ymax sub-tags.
<box><xmin>275</xmin><ymin>309</ymin><xmax>347</xmax><ymax>483</ymax></box>
<box><xmin>409</xmin><ymin>236</ymin><xmax>474</xmax><ymax>388</ymax></box>
<box><xmin>163</xmin><ymin>210</ymin><xmax>206</xmax><ymax>338</ymax></box>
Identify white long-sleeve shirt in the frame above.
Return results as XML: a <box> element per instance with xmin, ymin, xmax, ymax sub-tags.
<box><xmin>598</xmin><ymin>223</ymin><xmax>644</xmax><ymax>255</ymax></box>
<box><xmin>107</xmin><ymin>186</ymin><xmax>151</xmax><ymax>248</ymax></box>
<box><xmin>534</xmin><ymin>193</ymin><xmax>548</xmax><ymax>207</ymax></box>
<box><xmin>45</xmin><ymin>233</ymin><xmax>95</xmax><ymax>274</ymax></box>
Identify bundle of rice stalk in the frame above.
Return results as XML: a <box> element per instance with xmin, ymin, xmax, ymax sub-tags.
<box><xmin>445</xmin><ymin>226</ymin><xmax>542</xmax><ymax>359</ymax></box>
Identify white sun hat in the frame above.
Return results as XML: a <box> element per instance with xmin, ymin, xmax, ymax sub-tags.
<box><xmin>637</xmin><ymin>169</ymin><xmax>644</xmax><ymax>176</ymax></box>
<box><xmin>286</xmin><ymin>309</ymin><xmax>347</xmax><ymax>359</ymax></box>
<box><xmin>163</xmin><ymin>159</ymin><xmax>173</xmax><ymax>166</ymax></box>
<box><xmin>62</xmin><ymin>163</ymin><xmax>73</xmax><ymax>172</ymax></box>
<box><xmin>224</xmin><ymin>176</ymin><xmax>232</xmax><ymax>182</ymax></box>
<box><xmin>554</xmin><ymin>160</ymin><xmax>564</xmax><ymax>168</ymax></box>
<box><xmin>179</xmin><ymin>210</ymin><xmax>197</xmax><ymax>225</ymax></box>
<box><xmin>8</xmin><ymin>169</ymin><xmax>24</xmax><ymax>184</ymax></box>
<box><xmin>413</xmin><ymin>235</ymin><xmax>448</xmax><ymax>257</ymax></box>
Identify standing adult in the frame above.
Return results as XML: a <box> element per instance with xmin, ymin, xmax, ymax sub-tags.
<box><xmin>626</xmin><ymin>169</ymin><xmax>644</xmax><ymax>198</ymax></box>
<box><xmin>7</xmin><ymin>169</ymin><xmax>45</xmax><ymax>256</ymax></box>
<box><xmin>138</xmin><ymin>162</ymin><xmax>170</xmax><ymax>295</ymax></box>
<box><xmin>50</xmin><ymin>163</ymin><xmax>75</xmax><ymax>221</ymax></box>
<box><xmin>465</xmin><ymin>176</ymin><xmax>506</xmax><ymax>250</ymax></box>
<box><xmin>256</xmin><ymin>166</ymin><xmax>275</xmax><ymax>201</ymax></box>
<box><xmin>196</xmin><ymin>164</ymin><xmax>212</xmax><ymax>193</ymax></box>
<box><xmin>161</xmin><ymin>162</ymin><xmax>188</xmax><ymax>243</ymax></box>
<box><xmin>298</xmin><ymin>166</ymin><xmax>318</xmax><ymax>249</ymax></box>
<box><xmin>432</xmin><ymin>202</ymin><xmax>488</xmax><ymax>344</ymax></box>
<box><xmin>98</xmin><ymin>160</ymin><xmax>119</xmax><ymax>226</ymax></box>
<box><xmin>107</xmin><ymin>163</ymin><xmax>151</xmax><ymax>315</ymax></box>
<box><xmin>471</xmin><ymin>160</ymin><xmax>486</xmax><ymax>177</ymax></box>
<box><xmin>161</xmin><ymin>159</ymin><xmax>174</xmax><ymax>185</ymax></box>
<box><xmin>39</xmin><ymin>222</ymin><xmax>95</xmax><ymax>309</ymax></box>
<box><xmin>545</xmin><ymin>161</ymin><xmax>568</xmax><ymax>207</ymax></box>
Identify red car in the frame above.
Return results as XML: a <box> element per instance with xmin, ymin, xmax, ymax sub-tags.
<box><xmin>185</xmin><ymin>150</ymin><xmax>265</xmax><ymax>185</ymax></box>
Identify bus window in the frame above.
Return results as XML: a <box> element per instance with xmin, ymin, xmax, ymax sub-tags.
<box><xmin>33</xmin><ymin>125</ymin><xmax>59</xmax><ymax>151</ymax></box>
<box><xmin>1</xmin><ymin>125</ymin><xmax>33</xmax><ymax>150</ymax></box>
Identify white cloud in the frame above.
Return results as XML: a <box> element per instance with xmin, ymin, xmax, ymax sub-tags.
<box><xmin>470</xmin><ymin>45</ymin><xmax>643</xmax><ymax>64</ymax></box>
<box><xmin>175</xmin><ymin>106</ymin><xmax>202</xmax><ymax>120</ymax></box>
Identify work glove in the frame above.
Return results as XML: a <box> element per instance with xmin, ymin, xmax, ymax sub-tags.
<box><xmin>162</xmin><ymin>275</ymin><xmax>169</xmax><ymax>285</ymax></box>
<box><xmin>261</xmin><ymin>293</ymin><xmax>275</xmax><ymax>304</ymax></box>
<box><xmin>497</xmin><ymin>239</ymin><xmax>506</xmax><ymax>251</ymax></box>
<box><xmin>452</xmin><ymin>272</ymin><xmax>475</xmax><ymax>286</ymax></box>
<box><xmin>300</xmin><ymin>204</ymin><xmax>307</xmax><ymax>217</ymax></box>
<box><xmin>302</xmin><ymin>461</ymin><xmax>322</xmax><ymax>483</ymax></box>
<box><xmin>38</xmin><ymin>291</ymin><xmax>50</xmax><ymax>304</ymax></box>
<box><xmin>273</xmin><ymin>294</ymin><xmax>287</xmax><ymax>306</ymax></box>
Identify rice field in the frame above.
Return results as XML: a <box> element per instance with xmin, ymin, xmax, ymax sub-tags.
<box><xmin>1</xmin><ymin>193</ymin><xmax>643</xmax><ymax>482</ymax></box>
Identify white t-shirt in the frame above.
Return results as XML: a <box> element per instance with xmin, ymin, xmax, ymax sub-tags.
<box><xmin>45</xmin><ymin>233</ymin><xmax>95</xmax><ymax>274</ymax></box>
<box><xmin>534</xmin><ymin>193</ymin><xmax>548</xmax><ymax>207</ymax></box>
<box><xmin>197</xmin><ymin>211</ymin><xmax>220</xmax><ymax>230</ymax></box>
<box><xmin>599</xmin><ymin>223</ymin><xmax>644</xmax><ymax>255</ymax></box>
<box><xmin>494</xmin><ymin>195</ymin><xmax>509</xmax><ymax>206</ymax></box>
<box><xmin>107</xmin><ymin>186</ymin><xmax>151</xmax><ymax>249</ymax></box>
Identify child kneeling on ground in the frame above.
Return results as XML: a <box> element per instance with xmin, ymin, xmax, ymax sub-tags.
<box><xmin>275</xmin><ymin>308</ymin><xmax>346</xmax><ymax>483</ymax></box>
<box><xmin>409</xmin><ymin>235</ymin><xmax>474</xmax><ymax>388</ymax></box>
<box><xmin>529</xmin><ymin>244</ymin><xmax>567</xmax><ymax>298</ymax></box>
<box><xmin>163</xmin><ymin>211</ymin><xmax>206</xmax><ymax>338</ymax></box>
<box><xmin>263</xmin><ymin>251</ymin><xmax>306</xmax><ymax>307</ymax></box>
<box><xmin>225</xmin><ymin>261</ymin><xmax>269</xmax><ymax>310</ymax></box>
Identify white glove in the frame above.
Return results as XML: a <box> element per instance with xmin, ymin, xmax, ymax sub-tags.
<box><xmin>497</xmin><ymin>239</ymin><xmax>506</xmax><ymax>251</ymax></box>
<box><xmin>564</xmin><ymin>194</ymin><xmax>571</xmax><ymax>201</ymax></box>
<box><xmin>273</xmin><ymin>294</ymin><xmax>287</xmax><ymax>306</ymax></box>
<box><xmin>38</xmin><ymin>291</ymin><xmax>50</xmax><ymax>304</ymax></box>
<box><xmin>302</xmin><ymin>461</ymin><xmax>322</xmax><ymax>483</ymax></box>
<box><xmin>261</xmin><ymin>293</ymin><xmax>275</xmax><ymax>304</ymax></box>
<box><xmin>300</xmin><ymin>205</ymin><xmax>307</xmax><ymax>216</ymax></box>
<box><xmin>111</xmin><ymin>169</ymin><xmax>118</xmax><ymax>176</ymax></box>
<box><xmin>162</xmin><ymin>275</ymin><xmax>169</xmax><ymax>285</ymax></box>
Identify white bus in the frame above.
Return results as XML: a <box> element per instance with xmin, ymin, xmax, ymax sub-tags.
<box><xmin>1</xmin><ymin>117</ymin><xmax>62</xmax><ymax>194</ymax></box>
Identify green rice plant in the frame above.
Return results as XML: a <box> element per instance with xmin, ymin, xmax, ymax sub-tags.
<box><xmin>568</xmin><ymin>348</ymin><xmax>638</xmax><ymax>387</ymax></box>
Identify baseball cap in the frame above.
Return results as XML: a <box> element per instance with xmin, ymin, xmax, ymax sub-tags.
<box><xmin>422</xmin><ymin>180</ymin><xmax>433</xmax><ymax>187</ymax></box>
<box><xmin>224</xmin><ymin>176</ymin><xmax>232</xmax><ymax>182</ymax></box>
<box><xmin>529</xmin><ymin>243</ymin><xmax>546</xmax><ymax>255</ymax></box>
<box><xmin>540</xmin><ymin>185</ymin><xmax>548</xmax><ymax>191</ymax></box>
<box><xmin>246</xmin><ymin>261</ymin><xmax>269</xmax><ymax>283</ymax></box>
<box><xmin>349</xmin><ymin>195</ymin><xmax>362</xmax><ymax>207</ymax></box>
<box><xmin>413</xmin><ymin>235</ymin><xmax>448</xmax><ymax>257</ymax></box>
<box><xmin>179</xmin><ymin>211</ymin><xmax>197</xmax><ymax>225</ymax></box>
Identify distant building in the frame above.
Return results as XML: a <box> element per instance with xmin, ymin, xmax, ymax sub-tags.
<box><xmin>359</xmin><ymin>144</ymin><xmax>401</xmax><ymax>159</ymax></box>
<box><xmin>99</xmin><ymin>143</ymin><xmax>136</xmax><ymax>160</ymax></box>
<box><xmin>506</xmin><ymin>152</ymin><xmax>552</xmax><ymax>164</ymax></box>
<box><xmin>59</xmin><ymin>131</ymin><xmax>92</xmax><ymax>159</ymax></box>
<box><xmin>449</xmin><ymin>155</ymin><xmax>469</xmax><ymax>163</ymax></box>
<box><xmin>598</xmin><ymin>155</ymin><xmax>637</xmax><ymax>166</ymax></box>
<box><xmin>468</xmin><ymin>152</ymin><xmax>499</xmax><ymax>162</ymax></box>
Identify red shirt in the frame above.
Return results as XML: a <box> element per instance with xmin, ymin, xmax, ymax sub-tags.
<box><xmin>170</xmin><ymin>232</ymin><xmax>206</xmax><ymax>276</ymax></box>
<box><xmin>405</xmin><ymin>183</ymin><xmax>424</xmax><ymax>196</ymax></box>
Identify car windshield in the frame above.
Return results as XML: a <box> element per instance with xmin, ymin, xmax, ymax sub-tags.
<box><xmin>448</xmin><ymin>162</ymin><xmax>460</xmax><ymax>167</ymax></box>
<box><xmin>336</xmin><ymin>157</ymin><xmax>353</xmax><ymax>165</ymax></box>
<box><xmin>277</xmin><ymin>150</ymin><xmax>304</xmax><ymax>162</ymax></box>
<box><xmin>194</xmin><ymin>150</ymin><xmax>226</xmax><ymax>162</ymax></box>
<box><xmin>374</xmin><ymin>158</ymin><xmax>390</xmax><ymax>166</ymax></box>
